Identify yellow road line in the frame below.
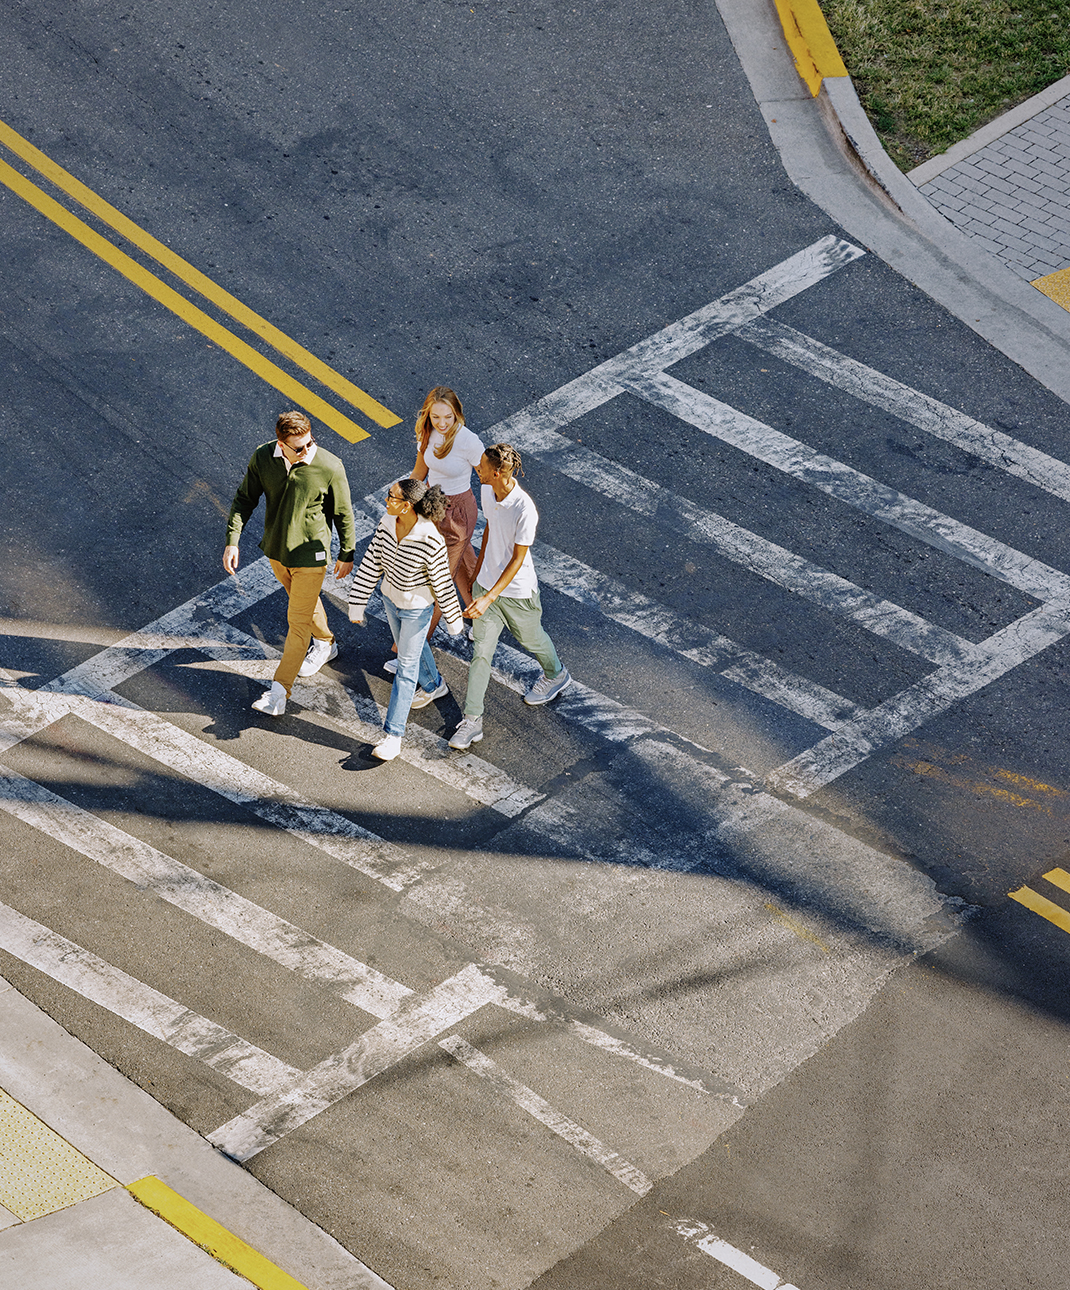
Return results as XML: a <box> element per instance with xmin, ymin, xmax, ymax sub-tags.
<box><xmin>1043</xmin><ymin>867</ymin><xmax>1070</xmax><ymax>896</ymax></box>
<box><xmin>895</xmin><ymin>758</ymin><xmax>1054</xmax><ymax>813</ymax></box>
<box><xmin>0</xmin><ymin>156</ymin><xmax>370</xmax><ymax>443</ymax></box>
<box><xmin>993</xmin><ymin>768</ymin><xmax>1066</xmax><ymax>797</ymax></box>
<box><xmin>774</xmin><ymin>0</ymin><xmax>848</xmax><ymax>97</ymax></box>
<box><xmin>764</xmin><ymin>903</ymin><xmax>830</xmax><ymax>953</ymax></box>
<box><xmin>0</xmin><ymin>118</ymin><xmax>399</xmax><ymax>430</ymax></box>
<box><xmin>1008</xmin><ymin>884</ymin><xmax>1070</xmax><ymax>936</ymax></box>
<box><xmin>127</xmin><ymin>1176</ymin><xmax>310</xmax><ymax>1289</ymax></box>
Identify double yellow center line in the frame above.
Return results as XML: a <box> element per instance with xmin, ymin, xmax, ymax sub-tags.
<box><xmin>0</xmin><ymin>118</ymin><xmax>400</xmax><ymax>443</ymax></box>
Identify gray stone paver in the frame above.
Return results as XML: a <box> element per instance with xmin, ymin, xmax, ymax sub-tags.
<box><xmin>917</xmin><ymin>88</ymin><xmax>1070</xmax><ymax>280</ymax></box>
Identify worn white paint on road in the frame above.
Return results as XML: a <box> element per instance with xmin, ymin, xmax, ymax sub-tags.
<box><xmin>194</xmin><ymin>615</ymin><xmax>543</xmax><ymax>818</ymax></box>
<box><xmin>0</xmin><ymin>762</ymin><xmax>414</xmax><ymax>1018</ymax></box>
<box><xmin>767</xmin><ymin>596</ymin><xmax>1070</xmax><ymax>797</ymax></box>
<box><xmin>673</xmin><ymin>1218</ymin><xmax>801</xmax><ymax>1290</ymax></box>
<box><xmin>439</xmin><ymin>1034</ymin><xmax>653</xmax><ymax>1195</ymax></box>
<box><xmin>625</xmin><ymin>368</ymin><xmax>1070</xmax><ymax>601</ymax></box>
<box><xmin>741</xmin><ymin>316</ymin><xmax>1070</xmax><ymax>506</ymax></box>
<box><xmin>209</xmin><ymin>964</ymin><xmax>508</xmax><ymax>1160</ymax></box>
<box><xmin>0</xmin><ymin>901</ymin><xmax>301</xmax><ymax>1096</ymax></box>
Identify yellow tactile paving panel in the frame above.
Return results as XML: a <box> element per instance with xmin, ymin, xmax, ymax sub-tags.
<box><xmin>1032</xmin><ymin>266</ymin><xmax>1070</xmax><ymax>311</ymax></box>
<box><xmin>0</xmin><ymin>1088</ymin><xmax>117</xmax><ymax>1221</ymax></box>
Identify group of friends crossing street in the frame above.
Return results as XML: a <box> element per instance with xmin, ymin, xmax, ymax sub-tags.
<box><xmin>222</xmin><ymin>390</ymin><xmax>571</xmax><ymax>758</ymax></box>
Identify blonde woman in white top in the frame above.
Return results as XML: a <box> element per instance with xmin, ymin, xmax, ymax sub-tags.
<box><xmin>411</xmin><ymin>386</ymin><xmax>483</xmax><ymax>635</ymax></box>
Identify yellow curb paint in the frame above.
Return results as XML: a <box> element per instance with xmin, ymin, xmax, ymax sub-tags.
<box><xmin>1043</xmin><ymin>867</ymin><xmax>1070</xmax><ymax>896</ymax></box>
<box><xmin>1031</xmin><ymin>266</ymin><xmax>1070</xmax><ymax>311</ymax></box>
<box><xmin>774</xmin><ymin>0</ymin><xmax>848</xmax><ymax>96</ymax></box>
<box><xmin>0</xmin><ymin>118</ymin><xmax>399</xmax><ymax>431</ymax></box>
<box><xmin>126</xmin><ymin>1176</ymin><xmax>310</xmax><ymax>1289</ymax></box>
<box><xmin>0</xmin><ymin>156</ymin><xmax>368</xmax><ymax>443</ymax></box>
<box><xmin>0</xmin><ymin>1089</ymin><xmax>118</xmax><ymax>1221</ymax></box>
<box><xmin>1008</xmin><ymin>884</ymin><xmax>1070</xmax><ymax>936</ymax></box>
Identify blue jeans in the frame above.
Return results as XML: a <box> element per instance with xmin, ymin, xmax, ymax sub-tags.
<box><xmin>382</xmin><ymin>597</ymin><xmax>441</xmax><ymax>736</ymax></box>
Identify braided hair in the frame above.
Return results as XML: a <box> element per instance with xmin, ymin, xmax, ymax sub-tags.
<box><xmin>484</xmin><ymin>442</ymin><xmax>524</xmax><ymax>478</ymax></box>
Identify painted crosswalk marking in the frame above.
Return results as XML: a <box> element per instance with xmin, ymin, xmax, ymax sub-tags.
<box><xmin>0</xmin><ymin>902</ymin><xmax>301</xmax><ymax>1097</ymax></box>
<box><xmin>740</xmin><ymin>316</ymin><xmax>1070</xmax><ymax>505</ymax></box>
<box><xmin>6</xmin><ymin>233</ymin><xmax>1057</xmax><ymax>1195</ymax></box>
<box><xmin>526</xmin><ymin>540</ymin><xmax>865</xmax><ymax>731</ymax></box>
<box><xmin>0</xmin><ymin>762</ymin><xmax>414</xmax><ymax>1018</ymax></box>
<box><xmin>209</xmin><ymin>964</ymin><xmax>508</xmax><ymax>1160</ymax></box>
<box><xmin>672</xmin><ymin>1218</ymin><xmax>801</xmax><ymax>1290</ymax></box>
<box><xmin>466</xmin><ymin>238</ymin><xmax>1070</xmax><ymax>796</ymax></box>
<box><xmin>196</xmin><ymin>615</ymin><xmax>544</xmax><ymax>817</ymax></box>
<box><xmin>767</xmin><ymin>597</ymin><xmax>1070</xmax><ymax>797</ymax></box>
<box><xmin>624</xmin><ymin>368</ymin><xmax>1070</xmax><ymax>601</ymax></box>
<box><xmin>25</xmin><ymin>233</ymin><xmax>1067</xmax><ymax>799</ymax></box>
<box><xmin>439</xmin><ymin>1035</ymin><xmax>653</xmax><ymax>1195</ymax></box>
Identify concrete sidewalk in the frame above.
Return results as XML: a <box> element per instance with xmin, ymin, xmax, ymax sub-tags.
<box><xmin>0</xmin><ymin>975</ymin><xmax>392</xmax><ymax>1290</ymax></box>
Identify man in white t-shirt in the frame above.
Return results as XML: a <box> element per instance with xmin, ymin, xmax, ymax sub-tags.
<box><xmin>448</xmin><ymin>443</ymin><xmax>571</xmax><ymax>750</ymax></box>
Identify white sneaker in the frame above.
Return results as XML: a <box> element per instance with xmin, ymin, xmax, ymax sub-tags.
<box><xmin>251</xmin><ymin>681</ymin><xmax>286</xmax><ymax>717</ymax></box>
<box><xmin>410</xmin><ymin>679</ymin><xmax>448</xmax><ymax>709</ymax></box>
<box><xmin>372</xmin><ymin>733</ymin><xmax>402</xmax><ymax>760</ymax></box>
<box><xmin>383</xmin><ymin>658</ymin><xmax>398</xmax><ymax>675</ymax></box>
<box><xmin>448</xmin><ymin>716</ymin><xmax>483</xmax><ymax>750</ymax></box>
<box><xmin>298</xmin><ymin>638</ymin><xmax>338</xmax><ymax>677</ymax></box>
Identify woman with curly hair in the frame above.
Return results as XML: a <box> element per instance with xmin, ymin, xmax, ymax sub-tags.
<box><xmin>349</xmin><ymin>478</ymin><xmax>463</xmax><ymax>760</ymax></box>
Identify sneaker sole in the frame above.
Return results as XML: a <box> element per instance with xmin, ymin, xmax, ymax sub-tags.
<box><xmin>448</xmin><ymin>733</ymin><xmax>483</xmax><ymax>750</ymax></box>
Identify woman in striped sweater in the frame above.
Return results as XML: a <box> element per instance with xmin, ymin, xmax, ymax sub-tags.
<box><xmin>349</xmin><ymin>478</ymin><xmax>463</xmax><ymax>760</ymax></box>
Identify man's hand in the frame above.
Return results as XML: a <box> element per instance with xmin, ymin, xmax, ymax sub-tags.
<box><xmin>464</xmin><ymin>591</ymin><xmax>494</xmax><ymax>620</ymax></box>
<box><xmin>334</xmin><ymin>559</ymin><xmax>353</xmax><ymax>579</ymax></box>
<box><xmin>223</xmin><ymin>545</ymin><xmax>240</xmax><ymax>575</ymax></box>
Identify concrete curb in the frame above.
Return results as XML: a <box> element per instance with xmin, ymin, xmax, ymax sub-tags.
<box><xmin>0</xmin><ymin>977</ymin><xmax>392</xmax><ymax>1290</ymax></box>
<box><xmin>715</xmin><ymin>0</ymin><xmax>1070</xmax><ymax>407</ymax></box>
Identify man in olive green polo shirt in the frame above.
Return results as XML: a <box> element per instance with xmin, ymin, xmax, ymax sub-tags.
<box><xmin>224</xmin><ymin>411</ymin><xmax>356</xmax><ymax>717</ymax></box>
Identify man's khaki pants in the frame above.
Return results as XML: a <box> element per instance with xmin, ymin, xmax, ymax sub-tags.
<box><xmin>269</xmin><ymin>560</ymin><xmax>333</xmax><ymax>696</ymax></box>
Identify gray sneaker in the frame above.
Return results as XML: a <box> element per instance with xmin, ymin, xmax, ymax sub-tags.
<box><xmin>524</xmin><ymin>668</ymin><xmax>571</xmax><ymax>706</ymax></box>
<box><xmin>448</xmin><ymin>716</ymin><xmax>483</xmax><ymax>750</ymax></box>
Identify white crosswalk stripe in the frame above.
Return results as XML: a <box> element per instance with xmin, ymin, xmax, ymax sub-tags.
<box><xmin>0</xmin><ymin>761</ymin><xmax>415</xmax><ymax>1018</ymax></box>
<box><xmin>0</xmin><ymin>901</ymin><xmax>302</xmax><ymax>1096</ymax></box>
<box><xmin>740</xmin><ymin>315</ymin><xmax>1070</xmax><ymax>504</ymax></box>
<box><xmin>525</xmin><ymin>539</ymin><xmax>866</xmax><ymax>731</ymax></box>
<box><xmin>439</xmin><ymin>1035</ymin><xmax>653</xmax><ymax>1195</ymax></box>
<box><xmin>624</xmin><ymin>368</ymin><xmax>1070</xmax><ymax>601</ymax></box>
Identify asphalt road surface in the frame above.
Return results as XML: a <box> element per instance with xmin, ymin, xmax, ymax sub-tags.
<box><xmin>1</xmin><ymin>2</ymin><xmax>1070</xmax><ymax>1288</ymax></box>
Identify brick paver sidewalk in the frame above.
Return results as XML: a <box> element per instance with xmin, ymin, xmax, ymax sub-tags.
<box><xmin>909</xmin><ymin>73</ymin><xmax>1070</xmax><ymax>302</ymax></box>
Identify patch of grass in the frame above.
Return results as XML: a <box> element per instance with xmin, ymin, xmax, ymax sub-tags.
<box><xmin>820</xmin><ymin>0</ymin><xmax>1070</xmax><ymax>169</ymax></box>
